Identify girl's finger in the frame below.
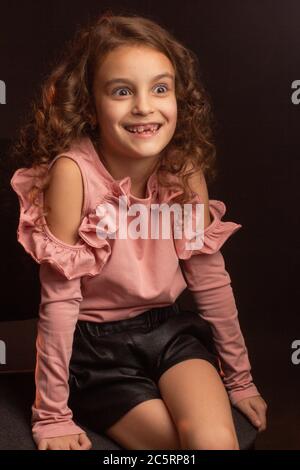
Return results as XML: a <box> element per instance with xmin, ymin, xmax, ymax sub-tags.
<box><xmin>78</xmin><ymin>433</ymin><xmax>92</xmax><ymax>450</ymax></box>
<box><xmin>38</xmin><ymin>440</ymin><xmax>48</xmax><ymax>450</ymax></box>
<box><xmin>245</xmin><ymin>406</ymin><xmax>261</xmax><ymax>428</ymax></box>
<box><xmin>70</xmin><ymin>439</ymin><xmax>82</xmax><ymax>450</ymax></box>
<box><xmin>250</xmin><ymin>402</ymin><xmax>267</xmax><ymax>431</ymax></box>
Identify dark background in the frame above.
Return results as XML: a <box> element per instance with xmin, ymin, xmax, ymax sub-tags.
<box><xmin>0</xmin><ymin>0</ymin><xmax>299</xmax><ymax>450</ymax></box>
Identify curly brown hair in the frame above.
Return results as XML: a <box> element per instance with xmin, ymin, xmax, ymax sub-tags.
<box><xmin>9</xmin><ymin>10</ymin><xmax>218</xmax><ymax>207</ymax></box>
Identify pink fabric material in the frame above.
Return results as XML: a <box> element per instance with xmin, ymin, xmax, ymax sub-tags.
<box><xmin>180</xmin><ymin>251</ymin><xmax>260</xmax><ymax>405</ymax></box>
<box><xmin>10</xmin><ymin>136</ymin><xmax>261</xmax><ymax>445</ymax></box>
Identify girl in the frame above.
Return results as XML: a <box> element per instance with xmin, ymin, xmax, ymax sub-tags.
<box><xmin>10</xmin><ymin>12</ymin><xmax>267</xmax><ymax>450</ymax></box>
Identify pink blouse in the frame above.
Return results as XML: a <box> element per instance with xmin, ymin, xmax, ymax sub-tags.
<box><xmin>10</xmin><ymin>136</ymin><xmax>260</xmax><ymax>446</ymax></box>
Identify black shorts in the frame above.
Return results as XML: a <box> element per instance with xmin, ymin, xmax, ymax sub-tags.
<box><xmin>68</xmin><ymin>303</ymin><xmax>221</xmax><ymax>434</ymax></box>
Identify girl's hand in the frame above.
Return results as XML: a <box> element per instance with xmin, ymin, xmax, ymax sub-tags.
<box><xmin>38</xmin><ymin>432</ymin><xmax>92</xmax><ymax>450</ymax></box>
<box><xmin>233</xmin><ymin>395</ymin><xmax>268</xmax><ymax>433</ymax></box>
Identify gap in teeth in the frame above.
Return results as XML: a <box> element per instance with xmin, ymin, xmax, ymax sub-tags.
<box><xmin>125</xmin><ymin>124</ymin><xmax>160</xmax><ymax>133</ymax></box>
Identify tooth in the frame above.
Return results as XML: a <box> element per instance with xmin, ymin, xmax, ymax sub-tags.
<box><xmin>126</xmin><ymin>124</ymin><xmax>159</xmax><ymax>133</ymax></box>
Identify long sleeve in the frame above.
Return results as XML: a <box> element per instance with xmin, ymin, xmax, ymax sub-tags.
<box><xmin>31</xmin><ymin>263</ymin><xmax>85</xmax><ymax>445</ymax></box>
<box><xmin>170</xmin><ymin>197</ymin><xmax>261</xmax><ymax>406</ymax></box>
<box><xmin>10</xmin><ymin>165</ymin><xmax>112</xmax><ymax>447</ymax></box>
<box><xmin>180</xmin><ymin>250</ymin><xmax>261</xmax><ymax>406</ymax></box>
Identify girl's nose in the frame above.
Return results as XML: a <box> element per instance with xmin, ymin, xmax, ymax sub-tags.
<box><xmin>132</xmin><ymin>93</ymin><xmax>155</xmax><ymax>115</ymax></box>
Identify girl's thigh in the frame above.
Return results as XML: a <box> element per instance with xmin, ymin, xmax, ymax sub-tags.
<box><xmin>105</xmin><ymin>398</ymin><xmax>181</xmax><ymax>450</ymax></box>
<box><xmin>157</xmin><ymin>358</ymin><xmax>239</xmax><ymax>450</ymax></box>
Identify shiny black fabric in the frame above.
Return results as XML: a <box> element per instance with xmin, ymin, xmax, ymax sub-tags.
<box><xmin>68</xmin><ymin>303</ymin><xmax>220</xmax><ymax>434</ymax></box>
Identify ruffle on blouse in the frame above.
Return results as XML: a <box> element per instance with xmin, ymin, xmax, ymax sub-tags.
<box><xmin>161</xmin><ymin>189</ymin><xmax>242</xmax><ymax>259</ymax></box>
<box><xmin>89</xmin><ymin>170</ymin><xmax>160</xmax><ymax>239</ymax></box>
<box><xmin>105</xmin><ymin>172</ymin><xmax>159</xmax><ymax>209</ymax></box>
<box><xmin>10</xmin><ymin>166</ymin><xmax>112</xmax><ymax>281</ymax></box>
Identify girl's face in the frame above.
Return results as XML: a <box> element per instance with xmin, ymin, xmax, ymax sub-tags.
<box><xmin>92</xmin><ymin>45</ymin><xmax>177</xmax><ymax>162</ymax></box>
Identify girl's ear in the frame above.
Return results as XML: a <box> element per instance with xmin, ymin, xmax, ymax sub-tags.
<box><xmin>88</xmin><ymin>112</ymin><xmax>97</xmax><ymax>128</ymax></box>
<box><xmin>87</xmin><ymin>101</ymin><xmax>98</xmax><ymax>128</ymax></box>
<box><xmin>91</xmin><ymin>116</ymin><xmax>97</xmax><ymax>128</ymax></box>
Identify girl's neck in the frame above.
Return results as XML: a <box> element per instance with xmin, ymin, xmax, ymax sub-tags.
<box><xmin>95</xmin><ymin>139</ymin><xmax>160</xmax><ymax>199</ymax></box>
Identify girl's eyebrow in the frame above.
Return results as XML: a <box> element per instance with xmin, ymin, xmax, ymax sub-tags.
<box><xmin>104</xmin><ymin>72</ymin><xmax>175</xmax><ymax>88</ymax></box>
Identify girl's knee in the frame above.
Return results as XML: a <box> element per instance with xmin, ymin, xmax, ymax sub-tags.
<box><xmin>179</xmin><ymin>426</ymin><xmax>240</xmax><ymax>450</ymax></box>
<box><xmin>105</xmin><ymin>399</ymin><xmax>181</xmax><ymax>450</ymax></box>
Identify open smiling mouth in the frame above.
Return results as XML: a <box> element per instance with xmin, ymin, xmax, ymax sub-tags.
<box><xmin>123</xmin><ymin>123</ymin><xmax>163</xmax><ymax>137</ymax></box>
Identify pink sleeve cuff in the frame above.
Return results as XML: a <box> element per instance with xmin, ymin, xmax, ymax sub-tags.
<box><xmin>228</xmin><ymin>383</ymin><xmax>261</xmax><ymax>406</ymax></box>
<box><xmin>32</xmin><ymin>420</ymin><xmax>85</xmax><ymax>447</ymax></box>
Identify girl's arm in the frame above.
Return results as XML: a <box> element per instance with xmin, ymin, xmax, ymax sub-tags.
<box><xmin>10</xmin><ymin>157</ymin><xmax>110</xmax><ymax>447</ymax></box>
<box><xmin>32</xmin><ymin>263</ymin><xmax>85</xmax><ymax>445</ymax></box>
<box><xmin>180</xmin><ymin>250</ymin><xmax>261</xmax><ymax>405</ymax></box>
<box><xmin>173</xmin><ymin>169</ymin><xmax>261</xmax><ymax>405</ymax></box>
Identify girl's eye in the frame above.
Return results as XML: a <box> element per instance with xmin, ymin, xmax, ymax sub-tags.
<box><xmin>154</xmin><ymin>84</ymin><xmax>169</xmax><ymax>93</ymax></box>
<box><xmin>112</xmin><ymin>84</ymin><xmax>169</xmax><ymax>96</ymax></box>
<box><xmin>112</xmin><ymin>88</ymin><xmax>131</xmax><ymax>96</ymax></box>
